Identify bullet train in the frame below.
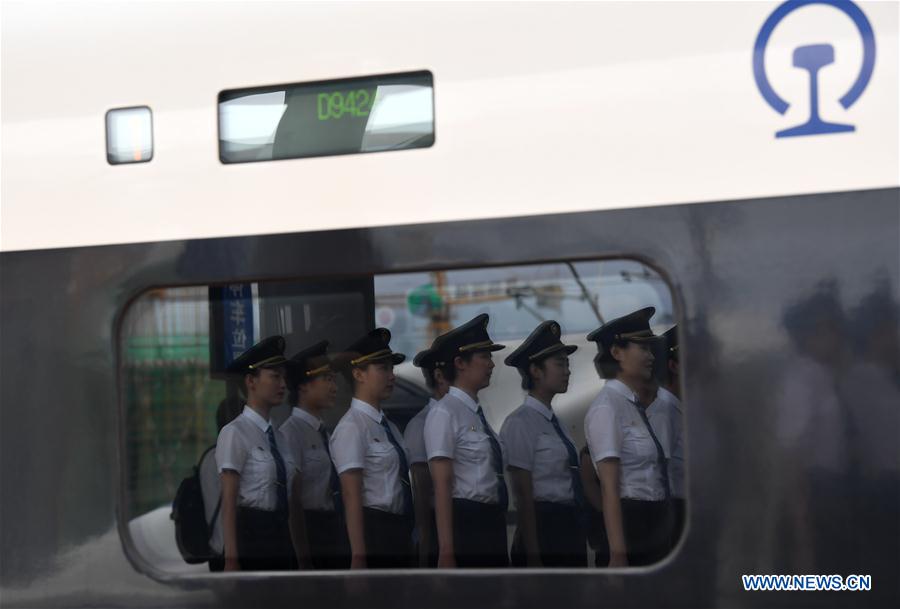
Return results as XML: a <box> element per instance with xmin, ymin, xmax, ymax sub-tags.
<box><xmin>1</xmin><ymin>1</ymin><xmax>897</xmax><ymax>608</ymax></box>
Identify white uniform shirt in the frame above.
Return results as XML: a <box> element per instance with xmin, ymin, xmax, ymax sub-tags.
<box><xmin>584</xmin><ymin>380</ymin><xmax>668</xmax><ymax>501</ymax></box>
<box><xmin>424</xmin><ymin>386</ymin><xmax>508</xmax><ymax>504</ymax></box>
<box><xmin>404</xmin><ymin>398</ymin><xmax>438</xmax><ymax>465</ymax></box>
<box><xmin>655</xmin><ymin>387</ymin><xmax>684</xmax><ymax>499</ymax></box>
<box><xmin>775</xmin><ymin>355</ymin><xmax>848</xmax><ymax>473</ymax></box>
<box><xmin>215</xmin><ymin>406</ymin><xmax>300</xmax><ymax>511</ymax></box>
<box><xmin>329</xmin><ymin>398</ymin><xmax>408</xmax><ymax>514</ymax></box>
<box><xmin>279</xmin><ymin>406</ymin><xmax>336</xmax><ymax>512</ymax></box>
<box><xmin>500</xmin><ymin>395</ymin><xmax>577</xmax><ymax>505</ymax></box>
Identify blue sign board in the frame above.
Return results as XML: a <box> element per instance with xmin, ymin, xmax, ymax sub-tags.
<box><xmin>221</xmin><ymin>283</ymin><xmax>255</xmax><ymax>369</ymax></box>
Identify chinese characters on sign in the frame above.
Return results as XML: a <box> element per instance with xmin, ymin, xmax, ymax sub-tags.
<box><xmin>223</xmin><ymin>284</ymin><xmax>255</xmax><ymax>368</ymax></box>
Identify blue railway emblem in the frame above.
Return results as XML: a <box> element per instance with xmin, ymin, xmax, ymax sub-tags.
<box><xmin>753</xmin><ymin>0</ymin><xmax>876</xmax><ymax>138</ymax></box>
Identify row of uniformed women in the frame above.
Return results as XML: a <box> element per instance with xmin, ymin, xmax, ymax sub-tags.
<box><xmin>215</xmin><ymin>307</ymin><xmax>682</xmax><ymax>570</ymax></box>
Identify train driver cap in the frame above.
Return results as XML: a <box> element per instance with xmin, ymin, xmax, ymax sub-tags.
<box><xmin>432</xmin><ymin>313</ymin><xmax>505</xmax><ymax>364</ymax></box>
<box><xmin>504</xmin><ymin>320</ymin><xmax>578</xmax><ymax>368</ymax></box>
<box><xmin>285</xmin><ymin>340</ymin><xmax>333</xmax><ymax>386</ymax></box>
<box><xmin>586</xmin><ymin>307</ymin><xmax>659</xmax><ymax>352</ymax></box>
<box><xmin>225</xmin><ymin>335</ymin><xmax>288</xmax><ymax>374</ymax></box>
<box><xmin>662</xmin><ymin>325</ymin><xmax>679</xmax><ymax>361</ymax></box>
<box><xmin>414</xmin><ymin>330</ymin><xmax>454</xmax><ymax>369</ymax></box>
<box><xmin>333</xmin><ymin>328</ymin><xmax>406</xmax><ymax>371</ymax></box>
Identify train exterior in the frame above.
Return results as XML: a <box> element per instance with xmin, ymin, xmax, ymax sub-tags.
<box><xmin>1</xmin><ymin>1</ymin><xmax>898</xmax><ymax>608</ymax></box>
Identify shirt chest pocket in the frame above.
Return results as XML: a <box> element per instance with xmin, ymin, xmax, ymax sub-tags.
<box><xmin>366</xmin><ymin>439</ymin><xmax>397</xmax><ymax>473</ymax></box>
<box><xmin>622</xmin><ymin>423</ymin><xmax>658</xmax><ymax>461</ymax></box>
<box><xmin>246</xmin><ymin>446</ymin><xmax>276</xmax><ymax>484</ymax></box>
<box><xmin>303</xmin><ymin>448</ymin><xmax>330</xmax><ymax>477</ymax></box>
<box><xmin>535</xmin><ymin>432</ymin><xmax>570</xmax><ymax>467</ymax></box>
<box><xmin>459</xmin><ymin>428</ymin><xmax>492</xmax><ymax>463</ymax></box>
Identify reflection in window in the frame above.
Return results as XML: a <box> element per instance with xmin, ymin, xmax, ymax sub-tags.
<box><xmin>376</xmin><ymin>260</ymin><xmax>673</xmax><ymax>357</ymax></box>
<box><xmin>120</xmin><ymin>260</ymin><xmax>681</xmax><ymax>573</ymax></box>
<box><xmin>218</xmin><ymin>91</ymin><xmax>288</xmax><ymax>159</ymax></box>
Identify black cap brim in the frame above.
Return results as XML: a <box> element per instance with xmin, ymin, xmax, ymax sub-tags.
<box><xmin>627</xmin><ymin>335</ymin><xmax>661</xmax><ymax>343</ymax></box>
<box><xmin>505</xmin><ymin>342</ymin><xmax>577</xmax><ymax>367</ymax></box>
<box><xmin>360</xmin><ymin>351</ymin><xmax>405</xmax><ymax>366</ymax></box>
<box><xmin>332</xmin><ymin>350</ymin><xmax>405</xmax><ymax>370</ymax></box>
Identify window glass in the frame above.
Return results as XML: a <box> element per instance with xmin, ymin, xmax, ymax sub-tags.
<box><xmin>106</xmin><ymin>106</ymin><xmax>153</xmax><ymax>164</ymax></box>
<box><xmin>120</xmin><ymin>259</ymin><xmax>681</xmax><ymax>574</ymax></box>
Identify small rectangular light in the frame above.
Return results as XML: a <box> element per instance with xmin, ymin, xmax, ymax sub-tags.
<box><xmin>106</xmin><ymin>106</ymin><xmax>153</xmax><ymax>165</ymax></box>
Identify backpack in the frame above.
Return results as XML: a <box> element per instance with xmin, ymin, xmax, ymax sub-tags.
<box><xmin>171</xmin><ymin>444</ymin><xmax>221</xmax><ymax>564</ymax></box>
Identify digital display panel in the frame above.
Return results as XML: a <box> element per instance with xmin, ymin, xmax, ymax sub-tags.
<box><xmin>218</xmin><ymin>71</ymin><xmax>434</xmax><ymax>163</ymax></box>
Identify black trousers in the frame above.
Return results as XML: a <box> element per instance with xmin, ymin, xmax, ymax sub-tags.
<box><xmin>363</xmin><ymin>507</ymin><xmax>413</xmax><ymax>568</ymax></box>
<box><xmin>585</xmin><ymin>504</ymin><xmax>610</xmax><ymax>567</ymax></box>
<box><xmin>452</xmin><ymin>499</ymin><xmax>509</xmax><ymax>568</ymax></box>
<box><xmin>585</xmin><ymin>499</ymin><xmax>673</xmax><ymax>567</ymax></box>
<box><xmin>414</xmin><ymin>508</ymin><xmax>438</xmax><ymax>568</ymax></box>
<box><xmin>304</xmin><ymin>509</ymin><xmax>350</xmax><ymax>570</ymax></box>
<box><xmin>620</xmin><ymin>499</ymin><xmax>673</xmax><ymax>566</ymax></box>
<box><xmin>511</xmin><ymin>502</ymin><xmax>587</xmax><ymax>567</ymax></box>
<box><xmin>671</xmin><ymin>497</ymin><xmax>686</xmax><ymax>549</ymax></box>
<box><xmin>236</xmin><ymin>507</ymin><xmax>295</xmax><ymax>571</ymax></box>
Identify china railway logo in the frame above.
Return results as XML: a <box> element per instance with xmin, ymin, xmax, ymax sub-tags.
<box><xmin>753</xmin><ymin>0</ymin><xmax>876</xmax><ymax>138</ymax></box>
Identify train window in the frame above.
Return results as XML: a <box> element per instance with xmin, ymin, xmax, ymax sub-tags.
<box><xmin>105</xmin><ymin>106</ymin><xmax>153</xmax><ymax>164</ymax></box>
<box><xmin>119</xmin><ymin>259</ymin><xmax>682</xmax><ymax>574</ymax></box>
<box><xmin>218</xmin><ymin>71</ymin><xmax>434</xmax><ymax>163</ymax></box>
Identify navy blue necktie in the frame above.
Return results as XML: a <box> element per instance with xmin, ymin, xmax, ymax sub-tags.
<box><xmin>476</xmin><ymin>407</ymin><xmax>509</xmax><ymax>511</ymax></box>
<box><xmin>633</xmin><ymin>402</ymin><xmax>671</xmax><ymax>500</ymax></box>
<box><xmin>380</xmin><ymin>417</ymin><xmax>414</xmax><ymax>516</ymax></box>
<box><xmin>265</xmin><ymin>426</ymin><xmax>289</xmax><ymax>513</ymax></box>
<box><xmin>318</xmin><ymin>426</ymin><xmax>343</xmax><ymax>513</ymax></box>
<box><xmin>550</xmin><ymin>414</ymin><xmax>585</xmax><ymax>507</ymax></box>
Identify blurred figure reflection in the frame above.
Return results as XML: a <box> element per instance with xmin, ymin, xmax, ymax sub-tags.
<box><xmin>775</xmin><ymin>281</ymin><xmax>853</xmax><ymax>573</ymax></box>
<box><xmin>843</xmin><ymin>278</ymin><xmax>900</xmax><ymax>581</ymax></box>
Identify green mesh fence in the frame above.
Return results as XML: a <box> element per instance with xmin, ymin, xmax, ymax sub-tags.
<box><xmin>123</xmin><ymin>336</ymin><xmax>226</xmax><ymax>516</ymax></box>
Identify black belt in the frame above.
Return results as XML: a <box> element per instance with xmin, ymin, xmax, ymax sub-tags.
<box><xmin>534</xmin><ymin>500</ymin><xmax>580</xmax><ymax>513</ymax></box>
<box><xmin>237</xmin><ymin>506</ymin><xmax>288</xmax><ymax>521</ymax></box>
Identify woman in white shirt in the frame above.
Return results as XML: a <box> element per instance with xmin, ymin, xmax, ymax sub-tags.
<box><xmin>424</xmin><ymin>314</ymin><xmax>509</xmax><ymax>568</ymax></box>
<box><xmin>658</xmin><ymin>325</ymin><xmax>684</xmax><ymax>547</ymax></box>
<box><xmin>279</xmin><ymin>339</ymin><xmax>349</xmax><ymax>569</ymax></box>
<box><xmin>500</xmin><ymin>320</ymin><xmax>585</xmax><ymax>567</ymax></box>
<box><xmin>330</xmin><ymin>328</ymin><xmax>412</xmax><ymax>569</ymax></box>
<box><xmin>404</xmin><ymin>340</ymin><xmax>450</xmax><ymax>568</ymax></box>
<box><xmin>583</xmin><ymin>308</ymin><xmax>674</xmax><ymax>567</ymax></box>
<box><xmin>215</xmin><ymin>336</ymin><xmax>302</xmax><ymax>571</ymax></box>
